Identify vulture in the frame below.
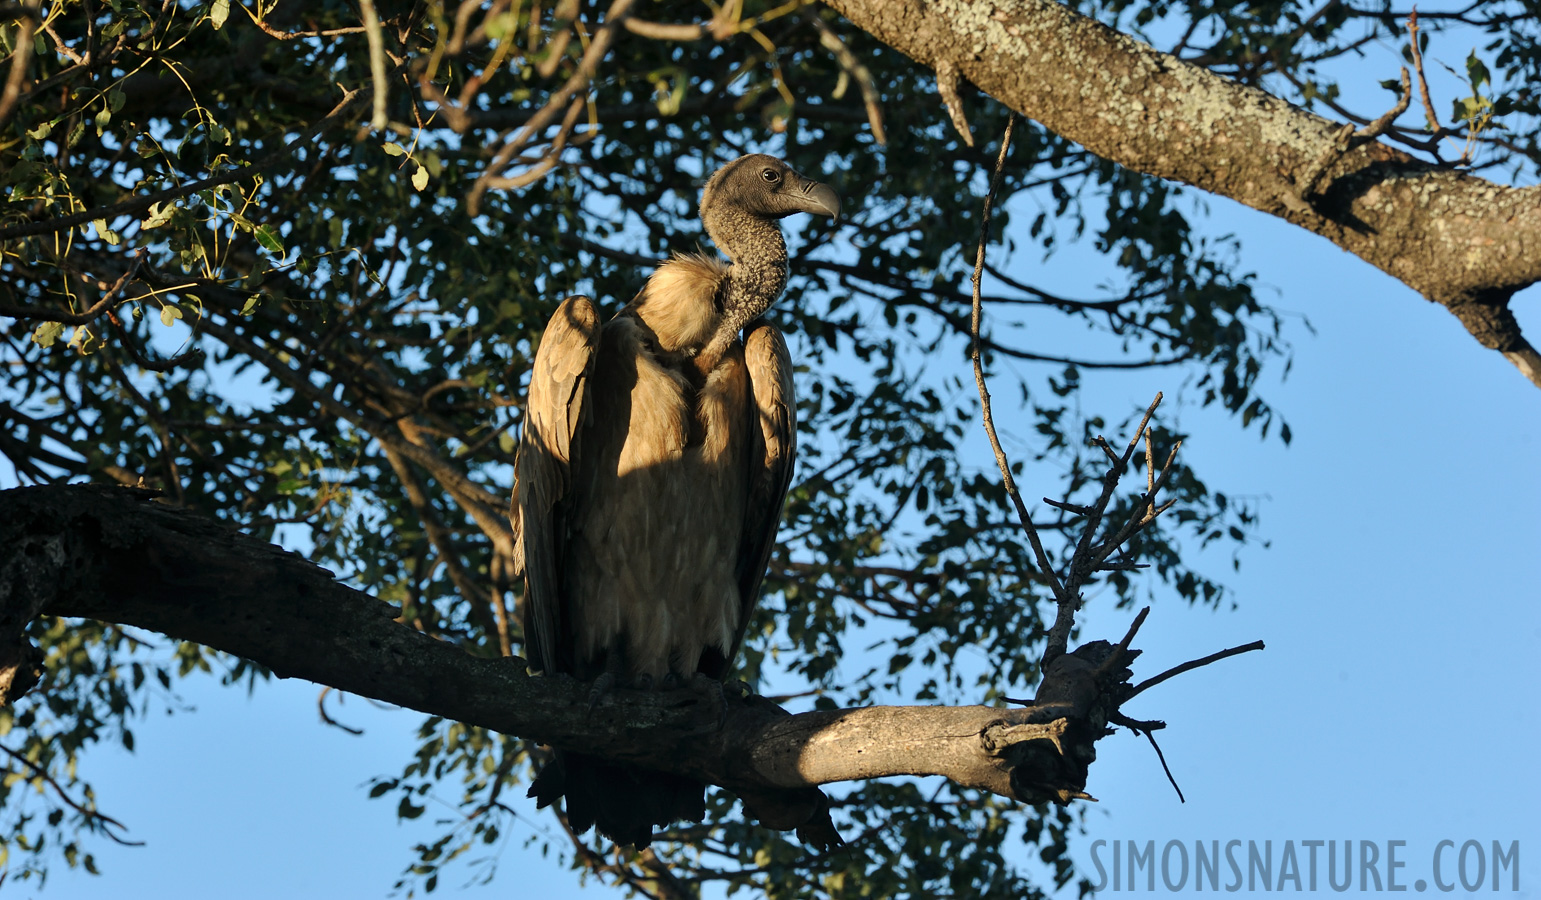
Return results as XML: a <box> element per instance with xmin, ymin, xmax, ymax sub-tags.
<box><xmin>511</xmin><ymin>155</ymin><xmax>840</xmax><ymax>846</ymax></box>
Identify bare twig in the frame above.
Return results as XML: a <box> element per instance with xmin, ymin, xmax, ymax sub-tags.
<box><xmin>0</xmin><ymin>744</ymin><xmax>144</xmax><ymax>845</ymax></box>
<box><xmin>1407</xmin><ymin>9</ymin><xmax>1443</xmax><ymax>137</ymax></box>
<box><xmin>536</xmin><ymin>0</ymin><xmax>580</xmax><ymax>78</ymax></box>
<box><xmin>1126</xmin><ymin>640</ymin><xmax>1266</xmax><ymax>700</ymax></box>
<box><xmin>251</xmin><ymin>20</ymin><xmax>367</xmax><ymax>40</ymax></box>
<box><xmin>105</xmin><ymin>309</ymin><xmax>205</xmax><ymax>373</ymax></box>
<box><xmin>1042</xmin><ymin>497</ymin><xmax>1091</xmax><ymax>516</ymax></box>
<box><xmin>476</xmin><ymin>96</ymin><xmax>585</xmax><ymax>191</ymax></box>
<box><xmin>1141</xmin><ymin>725</ymin><xmax>1184</xmax><ymax>802</ymax></box>
<box><xmin>0</xmin><ymin>249</ymin><xmax>147</xmax><ymax>325</ymax></box>
<box><xmin>1095</xmin><ymin>606</ymin><xmax>1149</xmax><ymax>677</ymax></box>
<box><xmin>382</xmin><ymin>443</ymin><xmax>513</xmax><ymax>656</ymax></box>
<box><xmin>968</xmin><ymin>118</ymin><xmax>1070</xmax><ymax>622</ymax></box>
<box><xmin>1295</xmin><ymin>68</ymin><xmax>1412</xmax><ymax>201</ymax></box>
<box><xmin>1043</xmin><ymin>394</ymin><xmax>1164</xmax><ymax>666</ymax></box>
<box><xmin>935</xmin><ymin>59</ymin><xmax>972</xmax><ymax>147</ymax></box>
<box><xmin>804</xmin><ymin>9</ymin><xmax>886</xmax><ymax>145</ymax></box>
<box><xmin>359</xmin><ymin>0</ymin><xmax>390</xmax><ymax>131</ymax></box>
<box><xmin>467</xmin><ymin>0</ymin><xmax>636</xmax><ymax>211</ymax></box>
<box><xmin>0</xmin><ymin>0</ymin><xmax>41</xmax><ymax>130</ymax></box>
<box><xmin>1111</xmin><ymin>712</ymin><xmax>1166</xmax><ymax>732</ymax></box>
<box><xmin>317</xmin><ymin>687</ymin><xmax>365</xmax><ymax>735</ymax></box>
<box><xmin>623</xmin><ymin>18</ymin><xmax>708</xmax><ymax>40</ymax></box>
<box><xmin>1093</xmin><ymin>435</ymin><xmax>1122</xmax><ymax>468</ymax></box>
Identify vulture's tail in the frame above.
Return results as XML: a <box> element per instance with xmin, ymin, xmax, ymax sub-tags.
<box><xmin>529</xmin><ymin>750</ymin><xmax>706</xmax><ymax>848</ymax></box>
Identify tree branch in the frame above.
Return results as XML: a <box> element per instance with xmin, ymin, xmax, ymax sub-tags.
<box><xmin>823</xmin><ymin>0</ymin><xmax>1541</xmax><ymax>389</ymax></box>
<box><xmin>0</xmin><ymin>484</ymin><xmax>1136</xmax><ymax>830</ymax></box>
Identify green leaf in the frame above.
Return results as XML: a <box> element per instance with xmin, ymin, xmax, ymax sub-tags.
<box><xmin>412</xmin><ymin>163</ymin><xmax>429</xmax><ymax>191</ymax></box>
<box><xmin>31</xmin><ymin>322</ymin><xmax>64</xmax><ymax>348</ymax></box>
<box><xmin>26</xmin><ymin>121</ymin><xmax>52</xmax><ymax>140</ymax></box>
<box><xmin>142</xmin><ymin>202</ymin><xmax>176</xmax><ymax>230</ymax></box>
<box><xmin>93</xmin><ymin>219</ymin><xmax>121</xmax><ymax>245</ymax></box>
<box><xmin>159</xmin><ymin>305</ymin><xmax>184</xmax><ymax>327</ymax></box>
<box><xmin>383</xmin><ymin>141</ymin><xmax>407</xmax><ymax>157</ymax></box>
<box><xmin>210</xmin><ymin>0</ymin><xmax>230</xmax><ymax>29</ymax></box>
<box><xmin>254</xmin><ymin>223</ymin><xmax>285</xmax><ymax>255</ymax></box>
<box><xmin>1466</xmin><ymin>51</ymin><xmax>1489</xmax><ymax>89</ymax></box>
<box><xmin>398</xmin><ymin>796</ymin><xmax>425</xmax><ymax>820</ymax></box>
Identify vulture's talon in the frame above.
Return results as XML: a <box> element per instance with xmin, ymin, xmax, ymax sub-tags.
<box><xmin>586</xmin><ymin>671</ymin><xmax>617</xmax><ymax>714</ymax></box>
<box><xmin>688</xmin><ymin>673</ymin><xmax>730</xmax><ymax>730</ymax></box>
<box><xmin>724</xmin><ymin>679</ymin><xmax>753</xmax><ymax>700</ymax></box>
<box><xmin>632</xmin><ymin>673</ymin><xmax>654</xmax><ymax>691</ymax></box>
<box><xmin>660</xmin><ymin>672</ymin><xmax>683</xmax><ymax>690</ymax></box>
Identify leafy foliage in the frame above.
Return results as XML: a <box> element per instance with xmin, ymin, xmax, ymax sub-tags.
<box><xmin>2</xmin><ymin>0</ymin><xmax>1532</xmax><ymax>894</ymax></box>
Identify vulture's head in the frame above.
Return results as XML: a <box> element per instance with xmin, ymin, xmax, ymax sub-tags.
<box><xmin>699</xmin><ymin>155</ymin><xmax>839</xmax><ymax>257</ymax></box>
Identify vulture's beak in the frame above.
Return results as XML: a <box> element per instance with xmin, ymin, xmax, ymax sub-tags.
<box><xmin>793</xmin><ymin>178</ymin><xmax>841</xmax><ymax>220</ymax></box>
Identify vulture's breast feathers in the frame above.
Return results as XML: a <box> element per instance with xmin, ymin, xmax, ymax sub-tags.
<box><xmin>631</xmin><ymin>252</ymin><xmax>731</xmax><ymax>355</ymax></box>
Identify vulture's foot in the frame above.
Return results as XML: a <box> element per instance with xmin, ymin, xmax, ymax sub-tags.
<box><xmin>687</xmin><ymin>672</ymin><xmax>730</xmax><ymax>730</ymax></box>
<box><xmin>586</xmin><ymin>671</ymin><xmax>617</xmax><ymax>714</ymax></box>
<box><xmin>724</xmin><ymin>679</ymin><xmax>752</xmax><ymax>700</ymax></box>
<box><xmin>631</xmin><ymin>673</ymin><xmax>654</xmax><ymax>691</ymax></box>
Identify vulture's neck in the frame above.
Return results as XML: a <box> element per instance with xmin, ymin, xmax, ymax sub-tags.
<box><xmin>697</xmin><ymin>207</ymin><xmax>788</xmax><ymax>372</ymax></box>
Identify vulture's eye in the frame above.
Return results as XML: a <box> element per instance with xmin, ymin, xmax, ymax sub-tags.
<box><xmin>761</xmin><ymin>168</ymin><xmax>781</xmax><ymax>183</ymax></box>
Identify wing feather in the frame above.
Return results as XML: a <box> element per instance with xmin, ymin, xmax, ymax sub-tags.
<box><xmin>512</xmin><ymin>296</ymin><xmax>602</xmax><ymax>674</ymax></box>
<box><xmin>726</xmin><ymin>321</ymin><xmax>797</xmax><ymax>668</ymax></box>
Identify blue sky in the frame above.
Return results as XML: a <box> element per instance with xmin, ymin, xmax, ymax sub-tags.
<box><xmin>15</xmin><ymin>13</ymin><xmax>1541</xmax><ymax>899</ymax></box>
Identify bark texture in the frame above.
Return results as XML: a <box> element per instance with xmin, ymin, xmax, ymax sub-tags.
<box><xmin>824</xmin><ymin>0</ymin><xmax>1541</xmax><ymax>387</ymax></box>
<box><xmin>0</xmin><ymin>485</ymin><xmax>1130</xmax><ymax>834</ymax></box>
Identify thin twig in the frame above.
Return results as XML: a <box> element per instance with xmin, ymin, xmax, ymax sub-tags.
<box><xmin>1142</xmin><ymin>727</ymin><xmax>1184</xmax><ymax>802</ymax></box>
<box><xmin>467</xmin><ymin>0</ymin><xmax>636</xmax><ymax>211</ymax></box>
<box><xmin>934</xmin><ymin>59</ymin><xmax>972</xmax><ymax>147</ymax></box>
<box><xmin>1094</xmin><ymin>606</ymin><xmax>1148</xmax><ymax>677</ymax></box>
<box><xmin>317</xmin><ymin>687</ymin><xmax>365</xmax><ymax>735</ymax></box>
<box><xmin>1109</xmin><ymin>711</ymin><xmax>1183</xmax><ymax>801</ymax></box>
<box><xmin>1296</xmin><ymin>68</ymin><xmax>1412</xmax><ymax>201</ymax></box>
<box><xmin>1111</xmin><ymin>712</ymin><xmax>1166</xmax><ymax>732</ymax></box>
<box><xmin>0</xmin><ymin>744</ymin><xmax>144</xmax><ymax>845</ymax></box>
<box><xmin>359</xmin><ymin>0</ymin><xmax>389</xmax><ymax>131</ymax></box>
<box><xmin>1407</xmin><ymin>8</ymin><xmax>1443</xmax><ymax>136</ymax></box>
<box><xmin>623</xmin><ymin>18</ymin><xmax>707</xmax><ymax>40</ymax></box>
<box><xmin>0</xmin><ymin>249</ymin><xmax>147</xmax><ymax>325</ymax></box>
<box><xmin>804</xmin><ymin>9</ymin><xmax>886</xmax><ymax>145</ymax></box>
<box><xmin>0</xmin><ymin>0</ymin><xmax>41</xmax><ymax>130</ymax></box>
<box><xmin>968</xmin><ymin>117</ymin><xmax>1068</xmax><ymax>619</ymax></box>
<box><xmin>1052</xmin><ymin>394</ymin><xmax>1164</xmax><ymax>659</ymax></box>
<box><xmin>1042</xmin><ymin>497</ymin><xmax>1091</xmax><ymax>516</ymax></box>
<box><xmin>1126</xmin><ymin>640</ymin><xmax>1266</xmax><ymax>700</ymax></box>
<box><xmin>1093</xmin><ymin>436</ymin><xmax>1122</xmax><ymax>467</ymax></box>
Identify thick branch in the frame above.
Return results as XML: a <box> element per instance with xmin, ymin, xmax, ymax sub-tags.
<box><xmin>0</xmin><ymin>485</ymin><xmax>1121</xmax><ymax>825</ymax></box>
<box><xmin>823</xmin><ymin>0</ymin><xmax>1541</xmax><ymax>388</ymax></box>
